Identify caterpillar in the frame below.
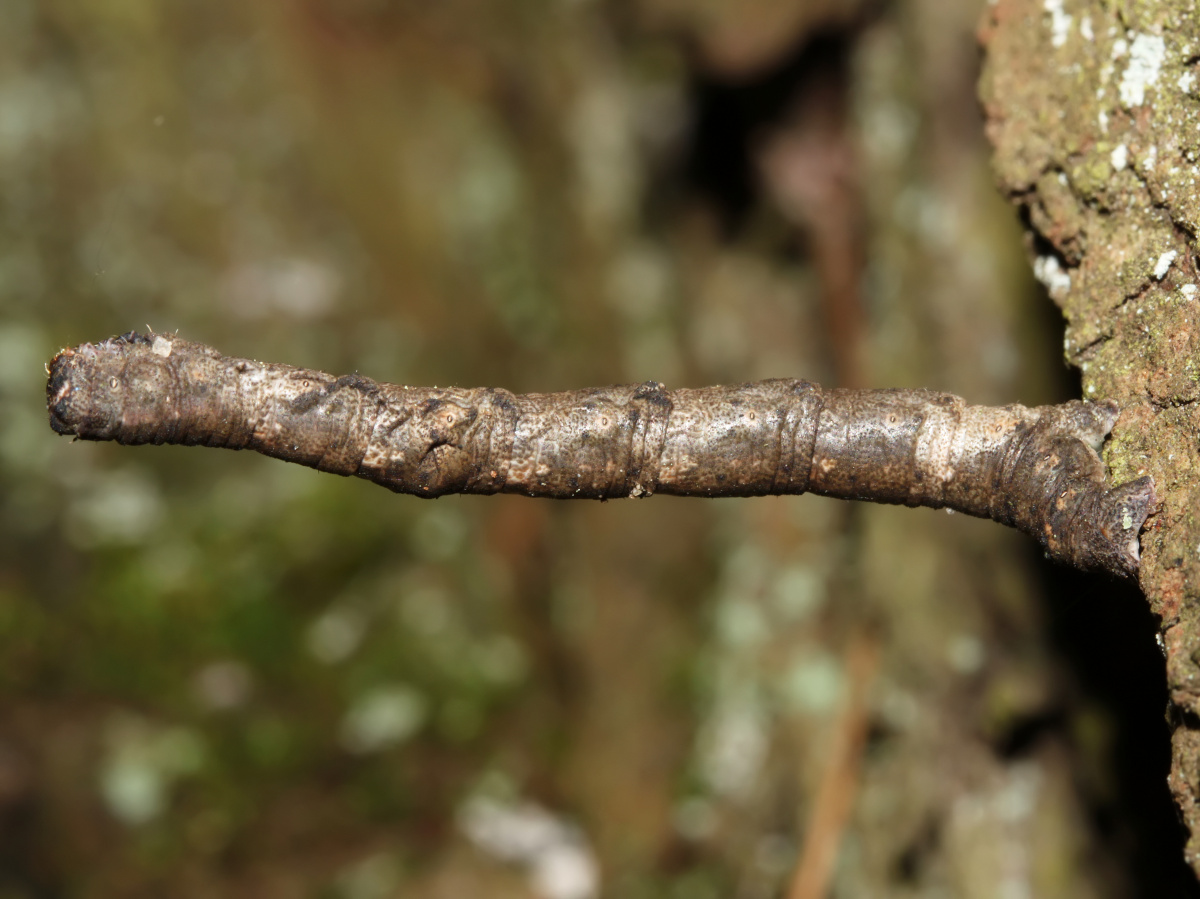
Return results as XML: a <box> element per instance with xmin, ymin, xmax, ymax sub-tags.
<box><xmin>47</xmin><ymin>332</ymin><xmax>1155</xmax><ymax>577</ymax></box>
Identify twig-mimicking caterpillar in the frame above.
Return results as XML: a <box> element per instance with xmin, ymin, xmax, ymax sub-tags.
<box><xmin>47</xmin><ymin>333</ymin><xmax>1156</xmax><ymax>577</ymax></box>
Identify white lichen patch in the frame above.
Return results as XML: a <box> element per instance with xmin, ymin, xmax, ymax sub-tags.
<box><xmin>459</xmin><ymin>794</ymin><xmax>599</xmax><ymax>899</ymax></box>
<box><xmin>1153</xmin><ymin>249</ymin><xmax>1178</xmax><ymax>280</ymax></box>
<box><xmin>947</xmin><ymin>634</ymin><xmax>985</xmax><ymax>674</ymax></box>
<box><xmin>99</xmin><ymin>717</ymin><xmax>206</xmax><ymax>826</ymax></box>
<box><xmin>780</xmin><ymin>654</ymin><xmax>843</xmax><ymax>714</ymax></box>
<box><xmin>1044</xmin><ymin>0</ymin><xmax>1072</xmax><ymax>49</ymax></box>
<box><xmin>1080</xmin><ymin>16</ymin><xmax>1093</xmax><ymax>41</ymax></box>
<box><xmin>1110</xmin><ymin>143</ymin><xmax>1128</xmax><ymax>171</ymax></box>
<box><xmin>1119</xmin><ymin>33</ymin><xmax>1166</xmax><ymax>107</ymax></box>
<box><xmin>1181</xmin><ymin>72</ymin><xmax>1197</xmax><ymax>94</ymax></box>
<box><xmin>1033</xmin><ymin>255</ymin><xmax>1071</xmax><ymax>297</ymax></box>
<box><xmin>339</xmin><ymin>684</ymin><xmax>427</xmax><ymax>754</ymax></box>
<box><xmin>697</xmin><ymin>690</ymin><xmax>767</xmax><ymax>799</ymax></box>
<box><xmin>1182</xmin><ymin>284</ymin><xmax>1198</xmax><ymax>300</ymax></box>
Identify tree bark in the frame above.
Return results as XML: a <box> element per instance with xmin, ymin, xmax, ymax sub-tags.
<box><xmin>980</xmin><ymin>0</ymin><xmax>1200</xmax><ymax>876</ymax></box>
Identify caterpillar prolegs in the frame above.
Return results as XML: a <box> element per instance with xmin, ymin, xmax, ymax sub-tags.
<box><xmin>47</xmin><ymin>333</ymin><xmax>1156</xmax><ymax>577</ymax></box>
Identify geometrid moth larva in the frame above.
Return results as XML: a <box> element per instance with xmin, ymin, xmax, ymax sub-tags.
<box><xmin>47</xmin><ymin>332</ymin><xmax>1156</xmax><ymax>578</ymax></box>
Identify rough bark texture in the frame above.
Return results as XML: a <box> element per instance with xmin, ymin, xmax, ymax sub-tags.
<box><xmin>980</xmin><ymin>0</ymin><xmax>1200</xmax><ymax>875</ymax></box>
<box><xmin>49</xmin><ymin>332</ymin><xmax>1154</xmax><ymax>576</ymax></box>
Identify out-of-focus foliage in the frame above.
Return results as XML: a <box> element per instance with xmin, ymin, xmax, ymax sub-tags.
<box><xmin>0</xmin><ymin>0</ymin><xmax>1185</xmax><ymax>896</ymax></box>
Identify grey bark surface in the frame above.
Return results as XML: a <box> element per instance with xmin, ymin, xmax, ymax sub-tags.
<box><xmin>48</xmin><ymin>332</ymin><xmax>1154</xmax><ymax>576</ymax></box>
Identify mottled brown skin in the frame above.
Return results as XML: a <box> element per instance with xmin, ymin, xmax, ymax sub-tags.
<box><xmin>47</xmin><ymin>333</ymin><xmax>1156</xmax><ymax>577</ymax></box>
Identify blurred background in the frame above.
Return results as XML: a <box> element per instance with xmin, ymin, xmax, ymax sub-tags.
<box><xmin>1</xmin><ymin>0</ymin><xmax>1193</xmax><ymax>896</ymax></box>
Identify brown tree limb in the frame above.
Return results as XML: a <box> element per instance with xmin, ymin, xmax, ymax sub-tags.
<box><xmin>47</xmin><ymin>332</ymin><xmax>1155</xmax><ymax>577</ymax></box>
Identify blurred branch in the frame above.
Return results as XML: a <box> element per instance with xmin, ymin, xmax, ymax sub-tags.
<box><xmin>787</xmin><ymin>631</ymin><xmax>879</xmax><ymax>899</ymax></box>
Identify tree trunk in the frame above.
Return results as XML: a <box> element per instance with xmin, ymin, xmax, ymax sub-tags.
<box><xmin>981</xmin><ymin>0</ymin><xmax>1200</xmax><ymax>877</ymax></box>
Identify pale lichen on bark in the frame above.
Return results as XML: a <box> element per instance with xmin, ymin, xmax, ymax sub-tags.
<box><xmin>980</xmin><ymin>0</ymin><xmax>1200</xmax><ymax>874</ymax></box>
<box><xmin>47</xmin><ymin>332</ymin><xmax>1153</xmax><ymax>577</ymax></box>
